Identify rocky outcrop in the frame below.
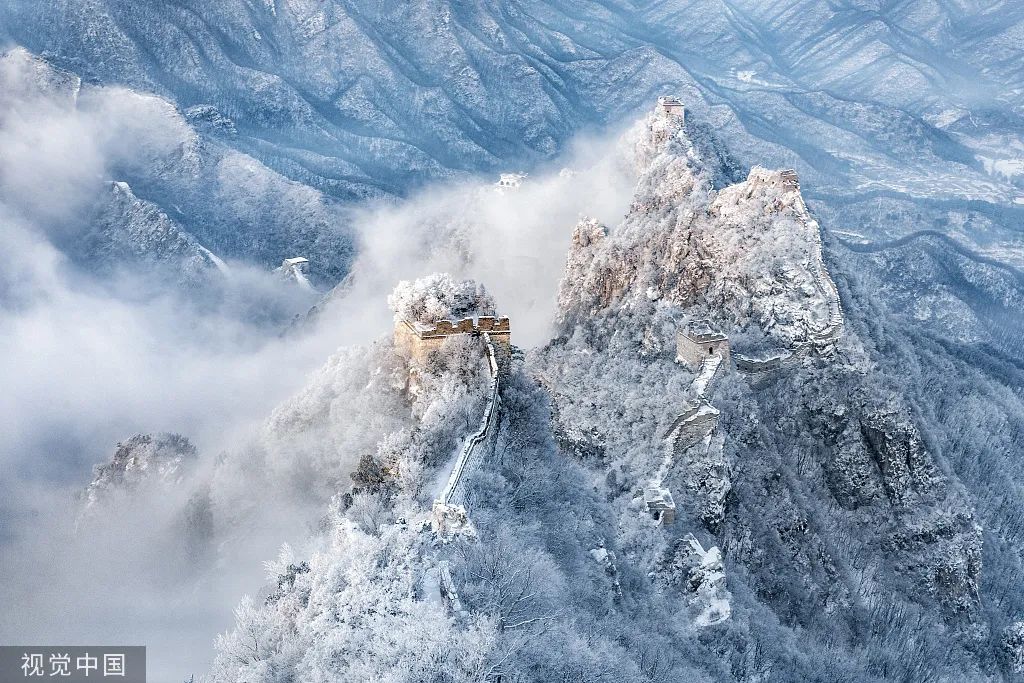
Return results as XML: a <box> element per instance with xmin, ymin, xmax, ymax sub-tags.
<box><xmin>1003</xmin><ymin>622</ymin><xmax>1024</xmax><ymax>674</ymax></box>
<box><xmin>656</xmin><ymin>534</ymin><xmax>731</xmax><ymax>627</ymax></box>
<box><xmin>676</xmin><ymin>432</ymin><xmax>730</xmax><ymax>532</ymax></box>
<box><xmin>802</xmin><ymin>384</ymin><xmax>983</xmax><ymax>619</ymax></box>
<box><xmin>544</xmin><ymin>102</ymin><xmax>990</xmax><ymax>667</ymax></box>
<box><xmin>82</xmin><ymin>181</ymin><xmax>227</xmax><ymax>284</ymax></box>
<box><xmin>886</xmin><ymin>506</ymin><xmax>983</xmax><ymax>620</ymax></box>
<box><xmin>859</xmin><ymin>409</ymin><xmax>940</xmax><ymax>506</ymax></box>
<box><xmin>83</xmin><ymin>433</ymin><xmax>198</xmax><ymax>509</ymax></box>
<box><xmin>556</xmin><ymin>109</ymin><xmax>841</xmax><ymax>351</ymax></box>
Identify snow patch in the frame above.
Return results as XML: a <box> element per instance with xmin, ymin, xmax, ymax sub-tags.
<box><xmin>978</xmin><ymin>156</ymin><xmax>1024</xmax><ymax>181</ymax></box>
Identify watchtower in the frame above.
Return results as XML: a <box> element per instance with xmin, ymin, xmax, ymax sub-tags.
<box><xmin>644</xmin><ymin>487</ymin><xmax>676</xmax><ymax>525</ymax></box>
<box><xmin>676</xmin><ymin>321</ymin><xmax>729</xmax><ymax>368</ymax></box>
<box><xmin>395</xmin><ymin>315</ymin><xmax>511</xmax><ymax>366</ymax></box>
<box><xmin>281</xmin><ymin>256</ymin><xmax>309</xmax><ymax>274</ymax></box>
<box><xmin>780</xmin><ymin>169</ymin><xmax>800</xmax><ymax>192</ymax></box>
<box><xmin>495</xmin><ymin>173</ymin><xmax>526</xmax><ymax>189</ymax></box>
<box><xmin>657</xmin><ymin>96</ymin><xmax>685</xmax><ymax>121</ymax></box>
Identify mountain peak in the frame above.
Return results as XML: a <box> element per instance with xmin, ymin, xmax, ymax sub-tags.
<box><xmin>559</xmin><ymin>104</ymin><xmax>842</xmax><ymax>352</ymax></box>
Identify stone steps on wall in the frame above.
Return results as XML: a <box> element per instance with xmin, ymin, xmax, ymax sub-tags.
<box><xmin>432</xmin><ymin>334</ymin><xmax>501</xmax><ymax>535</ymax></box>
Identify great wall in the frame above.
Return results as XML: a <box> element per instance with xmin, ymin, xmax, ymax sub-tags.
<box><xmin>431</xmin><ymin>332</ymin><xmax>501</xmax><ymax>535</ymax></box>
<box><xmin>649</xmin><ymin>166</ymin><xmax>845</xmax><ymax>522</ymax></box>
<box><xmin>392</xmin><ymin>312</ymin><xmax>508</xmax><ymax>538</ymax></box>
<box><xmin>793</xmin><ymin>186</ymin><xmax>845</xmax><ymax>351</ymax></box>
<box><xmin>395</xmin><ymin>315</ymin><xmax>510</xmax><ymax>365</ymax></box>
<box><xmin>649</xmin><ymin>336</ymin><xmax>726</xmax><ymax>525</ymax></box>
<box><xmin>399</xmin><ymin>96</ymin><xmax>846</xmax><ymax>614</ymax></box>
<box><xmin>394</xmin><ymin>314</ymin><xmax>506</xmax><ymax>612</ymax></box>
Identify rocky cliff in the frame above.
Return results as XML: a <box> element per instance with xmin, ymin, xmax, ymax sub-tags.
<box><xmin>537</xmin><ymin>104</ymin><xmax>995</xmax><ymax>680</ymax></box>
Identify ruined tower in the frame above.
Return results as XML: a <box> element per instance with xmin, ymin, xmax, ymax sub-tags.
<box><xmin>676</xmin><ymin>321</ymin><xmax>729</xmax><ymax>368</ymax></box>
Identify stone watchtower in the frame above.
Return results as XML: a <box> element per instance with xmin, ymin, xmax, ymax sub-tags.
<box><xmin>780</xmin><ymin>169</ymin><xmax>800</xmax><ymax>192</ymax></box>
<box><xmin>495</xmin><ymin>173</ymin><xmax>526</xmax><ymax>189</ymax></box>
<box><xmin>676</xmin><ymin>321</ymin><xmax>729</xmax><ymax>368</ymax></box>
<box><xmin>394</xmin><ymin>315</ymin><xmax>511</xmax><ymax>366</ymax></box>
<box><xmin>644</xmin><ymin>487</ymin><xmax>676</xmax><ymax>525</ymax></box>
<box><xmin>653</xmin><ymin>96</ymin><xmax>685</xmax><ymax>146</ymax></box>
<box><xmin>281</xmin><ymin>256</ymin><xmax>309</xmax><ymax>273</ymax></box>
<box><xmin>657</xmin><ymin>96</ymin><xmax>685</xmax><ymax>121</ymax></box>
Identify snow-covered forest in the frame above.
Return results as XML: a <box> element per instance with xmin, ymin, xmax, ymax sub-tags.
<box><xmin>1</xmin><ymin>2</ymin><xmax>1024</xmax><ymax>681</ymax></box>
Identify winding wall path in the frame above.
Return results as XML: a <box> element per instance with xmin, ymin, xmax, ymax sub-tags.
<box><xmin>794</xmin><ymin>193</ymin><xmax>844</xmax><ymax>347</ymax></box>
<box><xmin>658</xmin><ymin>352</ymin><xmax>725</xmax><ymax>483</ymax></box>
<box><xmin>437</xmin><ymin>334</ymin><xmax>500</xmax><ymax>510</ymax></box>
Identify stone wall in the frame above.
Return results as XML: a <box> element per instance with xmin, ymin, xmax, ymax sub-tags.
<box><xmin>394</xmin><ymin>322</ymin><xmax>447</xmax><ymax>365</ymax></box>
<box><xmin>395</xmin><ymin>315</ymin><xmax>511</xmax><ymax>366</ymax></box>
<box><xmin>791</xmin><ymin>189</ymin><xmax>844</xmax><ymax>349</ymax></box>
<box><xmin>432</xmin><ymin>334</ymin><xmax>501</xmax><ymax>535</ymax></box>
<box><xmin>733</xmin><ymin>350</ymin><xmax>794</xmax><ymax>374</ymax></box>
<box><xmin>666</xmin><ymin>400</ymin><xmax>720</xmax><ymax>451</ymax></box>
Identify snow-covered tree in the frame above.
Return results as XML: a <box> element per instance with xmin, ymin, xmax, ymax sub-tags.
<box><xmin>388</xmin><ymin>273</ymin><xmax>496</xmax><ymax>324</ymax></box>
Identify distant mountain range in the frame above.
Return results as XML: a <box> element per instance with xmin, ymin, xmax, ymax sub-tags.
<box><xmin>4</xmin><ymin>1</ymin><xmax>1022</xmax><ymax>283</ymax></box>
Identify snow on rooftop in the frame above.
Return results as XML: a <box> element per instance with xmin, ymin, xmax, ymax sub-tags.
<box><xmin>684</xmin><ymin>320</ymin><xmax>727</xmax><ymax>341</ymax></box>
<box><xmin>496</xmin><ymin>172</ymin><xmax>527</xmax><ymax>188</ymax></box>
<box><xmin>644</xmin><ymin>486</ymin><xmax>675</xmax><ymax>509</ymax></box>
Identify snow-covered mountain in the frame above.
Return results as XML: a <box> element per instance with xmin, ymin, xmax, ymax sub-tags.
<box><xmin>4</xmin><ymin>0</ymin><xmax>1023</xmax><ymax>202</ymax></box>
<box><xmin>2</xmin><ymin>0</ymin><xmax>1020</xmax><ymax>326</ymax></box>
<box><xmin>40</xmin><ymin>103</ymin><xmax>1020</xmax><ymax>681</ymax></box>
<box><xmin>558</xmin><ymin>106</ymin><xmax>841</xmax><ymax>350</ymax></box>
<box><xmin>0</xmin><ymin>46</ymin><xmax>356</xmax><ymax>286</ymax></box>
<box><xmin>4</xmin><ymin>1</ymin><xmax>1022</xmax><ymax>285</ymax></box>
<box><xmin>83</xmin><ymin>432</ymin><xmax>198</xmax><ymax>510</ymax></box>
<box><xmin>81</xmin><ymin>181</ymin><xmax>227</xmax><ymax>284</ymax></box>
<box><xmin>2</xmin><ymin>3</ymin><xmax>1024</xmax><ymax>682</ymax></box>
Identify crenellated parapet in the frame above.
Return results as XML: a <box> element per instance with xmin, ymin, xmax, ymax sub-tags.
<box><xmin>395</xmin><ymin>315</ymin><xmax>511</xmax><ymax>365</ymax></box>
<box><xmin>407</xmin><ymin>316</ymin><xmax>510</xmax><ymax>338</ymax></box>
<box><xmin>656</xmin><ymin>96</ymin><xmax>685</xmax><ymax>120</ymax></box>
<box><xmin>780</xmin><ymin>169</ymin><xmax>800</xmax><ymax>192</ymax></box>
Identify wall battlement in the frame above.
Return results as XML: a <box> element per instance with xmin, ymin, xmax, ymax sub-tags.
<box><xmin>780</xmin><ymin>169</ymin><xmax>800</xmax><ymax>192</ymax></box>
<box><xmin>406</xmin><ymin>316</ymin><xmax>510</xmax><ymax>338</ymax></box>
<box><xmin>432</xmin><ymin>333</ymin><xmax>502</xmax><ymax>537</ymax></box>
<box><xmin>395</xmin><ymin>315</ymin><xmax>511</xmax><ymax>366</ymax></box>
<box><xmin>734</xmin><ymin>350</ymin><xmax>793</xmax><ymax>373</ymax></box>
